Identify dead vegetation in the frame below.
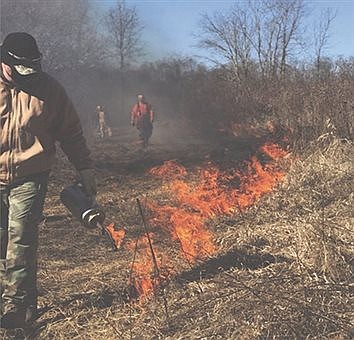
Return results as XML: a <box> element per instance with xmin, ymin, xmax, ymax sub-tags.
<box><xmin>1</xmin><ymin>127</ymin><xmax>353</xmax><ymax>339</ymax></box>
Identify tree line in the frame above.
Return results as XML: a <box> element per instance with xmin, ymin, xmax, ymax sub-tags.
<box><xmin>1</xmin><ymin>0</ymin><xmax>353</xmax><ymax>144</ymax></box>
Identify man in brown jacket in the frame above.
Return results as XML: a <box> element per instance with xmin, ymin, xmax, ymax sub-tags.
<box><xmin>0</xmin><ymin>32</ymin><xmax>96</xmax><ymax>329</ymax></box>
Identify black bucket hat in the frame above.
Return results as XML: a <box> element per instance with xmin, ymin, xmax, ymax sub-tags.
<box><xmin>1</xmin><ymin>32</ymin><xmax>42</xmax><ymax>75</ymax></box>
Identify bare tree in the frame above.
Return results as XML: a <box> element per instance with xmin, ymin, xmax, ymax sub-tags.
<box><xmin>0</xmin><ymin>0</ymin><xmax>105</xmax><ymax>75</ymax></box>
<box><xmin>199</xmin><ymin>0</ymin><xmax>307</xmax><ymax>79</ymax></box>
<box><xmin>104</xmin><ymin>0</ymin><xmax>143</xmax><ymax>72</ymax></box>
<box><xmin>0</xmin><ymin>0</ymin><xmax>109</xmax><ymax>122</ymax></box>
<box><xmin>313</xmin><ymin>8</ymin><xmax>337</xmax><ymax>74</ymax></box>
<box><xmin>274</xmin><ymin>0</ymin><xmax>306</xmax><ymax>75</ymax></box>
<box><xmin>199</xmin><ymin>7</ymin><xmax>253</xmax><ymax>82</ymax></box>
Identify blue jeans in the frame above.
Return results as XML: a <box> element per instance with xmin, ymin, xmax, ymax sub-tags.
<box><xmin>0</xmin><ymin>172</ymin><xmax>48</xmax><ymax>313</ymax></box>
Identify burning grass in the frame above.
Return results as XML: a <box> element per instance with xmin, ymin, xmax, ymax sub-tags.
<box><xmin>1</xmin><ymin>129</ymin><xmax>352</xmax><ymax>339</ymax></box>
<box><xmin>127</xmin><ymin>140</ymin><xmax>289</xmax><ymax>297</ymax></box>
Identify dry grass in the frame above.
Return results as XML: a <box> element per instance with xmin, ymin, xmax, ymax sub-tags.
<box><xmin>1</xmin><ymin>128</ymin><xmax>353</xmax><ymax>339</ymax></box>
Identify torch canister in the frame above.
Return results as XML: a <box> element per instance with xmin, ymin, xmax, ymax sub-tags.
<box><xmin>60</xmin><ymin>183</ymin><xmax>117</xmax><ymax>250</ymax></box>
<box><xmin>60</xmin><ymin>183</ymin><xmax>105</xmax><ymax>228</ymax></box>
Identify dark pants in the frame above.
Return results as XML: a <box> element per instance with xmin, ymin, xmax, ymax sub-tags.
<box><xmin>137</xmin><ymin>114</ymin><xmax>153</xmax><ymax>146</ymax></box>
<box><xmin>0</xmin><ymin>173</ymin><xmax>48</xmax><ymax>314</ymax></box>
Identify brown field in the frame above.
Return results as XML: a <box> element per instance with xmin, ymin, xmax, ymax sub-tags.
<box><xmin>1</xmin><ymin>125</ymin><xmax>353</xmax><ymax>340</ymax></box>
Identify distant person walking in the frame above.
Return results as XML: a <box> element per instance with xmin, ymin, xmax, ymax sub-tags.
<box><xmin>96</xmin><ymin>105</ymin><xmax>112</xmax><ymax>139</ymax></box>
<box><xmin>130</xmin><ymin>94</ymin><xmax>154</xmax><ymax>147</ymax></box>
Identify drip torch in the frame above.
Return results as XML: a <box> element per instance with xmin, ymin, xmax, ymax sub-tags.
<box><xmin>60</xmin><ymin>183</ymin><xmax>118</xmax><ymax>251</ymax></box>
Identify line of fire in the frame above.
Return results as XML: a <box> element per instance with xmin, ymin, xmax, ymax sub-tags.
<box><xmin>1</xmin><ymin>0</ymin><xmax>353</xmax><ymax>338</ymax></box>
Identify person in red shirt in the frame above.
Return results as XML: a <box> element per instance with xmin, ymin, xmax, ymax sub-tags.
<box><xmin>130</xmin><ymin>94</ymin><xmax>154</xmax><ymax>147</ymax></box>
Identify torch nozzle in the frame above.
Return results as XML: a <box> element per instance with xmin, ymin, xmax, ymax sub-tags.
<box><xmin>98</xmin><ymin>222</ymin><xmax>119</xmax><ymax>251</ymax></box>
<box><xmin>60</xmin><ymin>183</ymin><xmax>118</xmax><ymax>251</ymax></box>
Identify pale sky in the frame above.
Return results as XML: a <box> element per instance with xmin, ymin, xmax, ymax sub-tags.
<box><xmin>94</xmin><ymin>0</ymin><xmax>354</xmax><ymax>62</ymax></box>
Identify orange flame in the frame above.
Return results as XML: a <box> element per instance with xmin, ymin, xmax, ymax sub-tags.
<box><xmin>128</xmin><ymin>141</ymin><xmax>290</xmax><ymax>298</ymax></box>
<box><xmin>126</xmin><ymin>236</ymin><xmax>157</xmax><ymax>297</ymax></box>
<box><xmin>126</xmin><ymin>235</ymin><xmax>173</xmax><ymax>298</ymax></box>
<box><xmin>106</xmin><ymin>223</ymin><xmax>125</xmax><ymax>248</ymax></box>
<box><xmin>149</xmin><ymin>160</ymin><xmax>187</xmax><ymax>179</ymax></box>
<box><xmin>260</xmin><ymin>142</ymin><xmax>289</xmax><ymax>160</ymax></box>
<box><xmin>234</xmin><ymin>156</ymin><xmax>285</xmax><ymax>209</ymax></box>
<box><xmin>148</xmin><ymin>203</ymin><xmax>216</xmax><ymax>262</ymax></box>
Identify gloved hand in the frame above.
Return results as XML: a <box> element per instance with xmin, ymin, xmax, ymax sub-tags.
<box><xmin>79</xmin><ymin>169</ymin><xmax>97</xmax><ymax>196</ymax></box>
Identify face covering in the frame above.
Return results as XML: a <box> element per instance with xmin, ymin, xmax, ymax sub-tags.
<box><xmin>9</xmin><ymin>63</ymin><xmax>41</xmax><ymax>88</ymax></box>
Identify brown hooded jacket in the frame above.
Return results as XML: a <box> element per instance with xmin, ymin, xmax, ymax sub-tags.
<box><xmin>0</xmin><ymin>72</ymin><xmax>92</xmax><ymax>185</ymax></box>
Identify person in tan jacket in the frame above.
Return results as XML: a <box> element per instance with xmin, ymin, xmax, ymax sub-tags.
<box><xmin>95</xmin><ymin>105</ymin><xmax>112</xmax><ymax>139</ymax></box>
<box><xmin>0</xmin><ymin>32</ymin><xmax>96</xmax><ymax>329</ymax></box>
